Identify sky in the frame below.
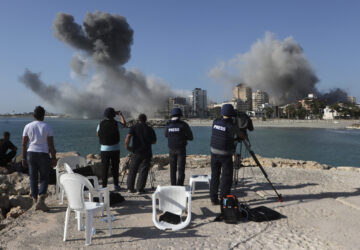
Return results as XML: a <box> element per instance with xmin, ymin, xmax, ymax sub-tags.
<box><xmin>0</xmin><ymin>0</ymin><xmax>359</xmax><ymax>114</ymax></box>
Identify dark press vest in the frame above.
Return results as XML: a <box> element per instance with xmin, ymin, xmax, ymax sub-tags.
<box><xmin>166</xmin><ymin>121</ymin><xmax>187</xmax><ymax>150</ymax></box>
<box><xmin>98</xmin><ymin>119</ymin><xmax>120</xmax><ymax>145</ymax></box>
<box><xmin>210</xmin><ymin>118</ymin><xmax>235</xmax><ymax>151</ymax></box>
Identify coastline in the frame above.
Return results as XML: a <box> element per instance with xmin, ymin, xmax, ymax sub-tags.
<box><xmin>1</xmin><ymin>154</ymin><xmax>360</xmax><ymax>249</ymax></box>
<box><xmin>186</xmin><ymin>118</ymin><xmax>359</xmax><ymax>129</ymax></box>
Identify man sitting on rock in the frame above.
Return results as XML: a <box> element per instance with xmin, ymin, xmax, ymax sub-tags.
<box><xmin>0</xmin><ymin>131</ymin><xmax>17</xmax><ymax>167</ymax></box>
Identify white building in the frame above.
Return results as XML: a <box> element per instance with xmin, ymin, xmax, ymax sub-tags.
<box><xmin>192</xmin><ymin>88</ymin><xmax>207</xmax><ymax>118</ymax></box>
<box><xmin>252</xmin><ymin>90</ymin><xmax>269</xmax><ymax>111</ymax></box>
<box><xmin>212</xmin><ymin>101</ymin><xmax>237</xmax><ymax>109</ymax></box>
<box><xmin>323</xmin><ymin>106</ymin><xmax>339</xmax><ymax>120</ymax></box>
<box><xmin>233</xmin><ymin>83</ymin><xmax>252</xmax><ymax>112</ymax></box>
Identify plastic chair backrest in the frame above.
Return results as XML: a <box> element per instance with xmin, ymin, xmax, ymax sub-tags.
<box><xmin>57</xmin><ymin>156</ymin><xmax>86</xmax><ymax>170</ymax></box>
<box><xmin>60</xmin><ymin>173</ymin><xmax>95</xmax><ymax>210</ymax></box>
<box><xmin>64</xmin><ymin>163</ymin><xmax>74</xmax><ymax>173</ymax></box>
<box><xmin>158</xmin><ymin>186</ymin><xmax>187</xmax><ymax>216</ymax></box>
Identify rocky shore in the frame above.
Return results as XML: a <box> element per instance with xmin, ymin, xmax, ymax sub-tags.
<box><xmin>1</xmin><ymin>152</ymin><xmax>359</xmax><ymax>232</ymax></box>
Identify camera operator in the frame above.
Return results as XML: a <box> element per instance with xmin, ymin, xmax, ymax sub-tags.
<box><xmin>209</xmin><ymin>104</ymin><xmax>247</xmax><ymax>205</ymax></box>
<box><xmin>97</xmin><ymin>107</ymin><xmax>126</xmax><ymax>191</ymax></box>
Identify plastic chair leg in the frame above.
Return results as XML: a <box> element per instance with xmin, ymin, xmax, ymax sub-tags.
<box><xmin>63</xmin><ymin>207</ymin><xmax>71</xmax><ymax>241</ymax></box>
<box><xmin>60</xmin><ymin>189</ymin><xmax>64</xmax><ymax>205</ymax></box>
<box><xmin>85</xmin><ymin>212</ymin><xmax>93</xmax><ymax>246</ymax></box>
<box><xmin>106</xmin><ymin>206</ymin><xmax>112</xmax><ymax>236</ymax></box>
<box><xmin>77</xmin><ymin>212</ymin><xmax>83</xmax><ymax>231</ymax></box>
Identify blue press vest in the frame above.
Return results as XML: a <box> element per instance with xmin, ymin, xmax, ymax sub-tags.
<box><xmin>210</xmin><ymin>118</ymin><xmax>235</xmax><ymax>151</ymax></box>
<box><xmin>166</xmin><ymin>121</ymin><xmax>187</xmax><ymax>150</ymax></box>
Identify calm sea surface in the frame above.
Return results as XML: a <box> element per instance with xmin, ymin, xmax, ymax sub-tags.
<box><xmin>1</xmin><ymin>117</ymin><xmax>359</xmax><ymax>167</ymax></box>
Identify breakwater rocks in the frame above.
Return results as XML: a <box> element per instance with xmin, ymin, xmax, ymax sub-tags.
<box><xmin>125</xmin><ymin>119</ymin><xmax>166</xmax><ymax>128</ymax></box>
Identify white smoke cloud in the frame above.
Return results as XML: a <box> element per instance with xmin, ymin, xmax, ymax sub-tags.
<box><xmin>209</xmin><ymin>32</ymin><xmax>319</xmax><ymax>105</ymax></box>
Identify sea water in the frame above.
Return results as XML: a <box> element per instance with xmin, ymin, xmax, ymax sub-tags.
<box><xmin>1</xmin><ymin>117</ymin><xmax>359</xmax><ymax>167</ymax></box>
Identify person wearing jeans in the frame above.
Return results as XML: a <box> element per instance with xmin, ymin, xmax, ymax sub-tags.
<box><xmin>22</xmin><ymin>106</ymin><xmax>56</xmax><ymax>212</ymax></box>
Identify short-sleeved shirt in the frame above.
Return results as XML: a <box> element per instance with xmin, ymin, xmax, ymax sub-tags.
<box><xmin>22</xmin><ymin>121</ymin><xmax>54</xmax><ymax>153</ymax></box>
<box><xmin>129</xmin><ymin>123</ymin><xmax>156</xmax><ymax>157</ymax></box>
<box><xmin>0</xmin><ymin>139</ymin><xmax>16</xmax><ymax>157</ymax></box>
<box><xmin>96</xmin><ymin>121</ymin><xmax>124</xmax><ymax>151</ymax></box>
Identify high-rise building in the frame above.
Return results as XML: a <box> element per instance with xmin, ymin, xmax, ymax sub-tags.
<box><xmin>192</xmin><ymin>88</ymin><xmax>207</xmax><ymax>118</ymax></box>
<box><xmin>233</xmin><ymin>83</ymin><xmax>252</xmax><ymax>112</ymax></box>
<box><xmin>347</xmin><ymin>96</ymin><xmax>356</xmax><ymax>104</ymax></box>
<box><xmin>252</xmin><ymin>90</ymin><xmax>269</xmax><ymax>111</ymax></box>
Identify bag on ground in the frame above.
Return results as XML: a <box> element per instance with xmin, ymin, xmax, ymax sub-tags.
<box><xmin>247</xmin><ymin>206</ymin><xmax>283</xmax><ymax>222</ymax></box>
<box><xmin>221</xmin><ymin>194</ymin><xmax>240</xmax><ymax>224</ymax></box>
<box><xmin>159</xmin><ymin>211</ymin><xmax>181</xmax><ymax>224</ymax></box>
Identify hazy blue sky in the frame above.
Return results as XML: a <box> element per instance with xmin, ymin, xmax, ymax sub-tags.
<box><xmin>0</xmin><ymin>0</ymin><xmax>359</xmax><ymax>114</ymax></box>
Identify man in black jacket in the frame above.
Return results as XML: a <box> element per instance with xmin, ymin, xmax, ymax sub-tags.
<box><xmin>97</xmin><ymin>107</ymin><xmax>126</xmax><ymax>190</ymax></box>
<box><xmin>0</xmin><ymin>131</ymin><xmax>17</xmax><ymax>167</ymax></box>
<box><xmin>165</xmin><ymin>108</ymin><xmax>193</xmax><ymax>186</ymax></box>
<box><xmin>125</xmin><ymin>114</ymin><xmax>156</xmax><ymax>194</ymax></box>
<box><xmin>209</xmin><ymin>104</ymin><xmax>245</xmax><ymax>205</ymax></box>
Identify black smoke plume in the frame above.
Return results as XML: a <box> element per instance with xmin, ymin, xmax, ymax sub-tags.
<box><xmin>20</xmin><ymin>11</ymin><xmax>173</xmax><ymax>118</ymax></box>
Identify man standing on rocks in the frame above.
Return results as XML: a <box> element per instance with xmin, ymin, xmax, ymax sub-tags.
<box><xmin>165</xmin><ymin>108</ymin><xmax>193</xmax><ymax>186</ymax></box>
<box><xmin>209</xmin><ymin>104</ymin><xmax>245</xmax><ymax>205</ymax></box>
<box><xmin>97</xmin><ymin>107</ymin><xmax>126</xmax><ymax>191</ymax></box>
<box><xmin>0</xmin><ymin>132</ymin><xmax>17</xmax><ymax>167</ymax></box>
<box><xmin>22</xmin><ymin>106</ymin><xmax>57</xmax><ymax>211</ymax></box>
<box><xmin>125</xmin><ymin>114</ymin><xmax>156</xmax><ymax>194</ymax></box>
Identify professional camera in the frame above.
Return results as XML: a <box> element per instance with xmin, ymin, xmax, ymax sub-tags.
<box><xmin>234</xmin><ymin>111</ymin><xmax>254</xmax><ymax>132</ymax></box>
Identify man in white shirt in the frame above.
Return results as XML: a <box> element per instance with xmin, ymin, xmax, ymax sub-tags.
<box><xmin>22</xmin><ymin>106</ymin><xmax>56</xmax><ymax>212</ymax></box>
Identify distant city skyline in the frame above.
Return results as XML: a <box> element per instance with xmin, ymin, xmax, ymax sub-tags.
<box><xmin>0</xmin><ymin>1</ymin><xmax>359</xmax><ymax>115</ymax></box>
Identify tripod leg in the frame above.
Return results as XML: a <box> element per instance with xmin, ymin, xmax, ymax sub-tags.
<box><xmin>243</xmin><ymin>140</ymin><xmax>283</xmax><ymax>202</ymax></box>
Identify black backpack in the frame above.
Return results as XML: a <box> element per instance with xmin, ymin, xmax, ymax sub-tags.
<box><xmin>221</xmin><ymin>194</ymin><xmax>240</xmax><ymax>224</ymax></box>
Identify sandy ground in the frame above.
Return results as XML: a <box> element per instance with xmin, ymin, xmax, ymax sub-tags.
<box><xmin>187</xmin><ymin>118</ymin><xmax>359</xmax><ymax>129</ymax></box>
<box><xmin>1</xmin><ymin>164</ymin><xmax>360</xmax><ymax>250</ymax></box>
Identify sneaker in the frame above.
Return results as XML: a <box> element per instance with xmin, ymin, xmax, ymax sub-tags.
<box><xmin>211</xmin><ymin>199</ymin><xmax>220</xmax><ymax>205</ymax></box>
<box><xmin>127</xmin><ymin>189</ymin><xmax>135</xmax><ymax>193</ymax></box>
<box><xmin>114</xmin><ymin>185</ymin><xmax>121</xmax><ymax>191</ymax></box>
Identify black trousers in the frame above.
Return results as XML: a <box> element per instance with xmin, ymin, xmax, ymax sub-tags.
<box><xmin>101</xmin><ymin>150</ymin><xmax>120</xmax><ymax>187</ymax></box>
<box><xmin>169</xmin><ymin>148</ymin><xmax>186</xmax><ymax>186</ymax></box>
<box><xmin>209</xmin><ymin>153</ymin><xmax>233</xmax><ymax>202</ymax></box>
<box><xmin>0</xmin><ymin>150</ymin><xmax>17</xmax><ymax>166</ymax></box>
<box><xmin>127</xmin><ymin>154</ymin><xmax>151</xmax><ymax>191</ymax></box>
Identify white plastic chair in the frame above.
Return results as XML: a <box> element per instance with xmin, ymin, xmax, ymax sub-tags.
<box><xmin>189</xmin><ymin>175</ymin><xmax>211</xmax><ymax>194</ymax></box>
<box><xmin>64</xmin><ymin>163</ymin><xmax>108</xmax><ymax>230</ymax></box>
<box><xmin>60</xmin><ymin>173</ymin><xmax>112</xmax><ymax>246</ymax></box>
<box><xmin>152</xmin><ymin>185</ymin><xmax>192</xmax><ymax>231</ymax></box>
<box><xmin>64</xmin><ymin>163</ymin><xmax>101</xmax><ymax>202</ymax></box>
<box><xmin>56</xmin><ymin>156</ymin><xmax>87</xmax><ymax>203</ymax></box>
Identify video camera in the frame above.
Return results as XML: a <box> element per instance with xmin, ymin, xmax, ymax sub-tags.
<box><xmin>233</xmin><ymin>111</ymin><xmax>254</xmax><ymax>132</ymax></box>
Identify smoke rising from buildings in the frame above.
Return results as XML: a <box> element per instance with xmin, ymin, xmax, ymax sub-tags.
<box><xmin>209</xmin><ymin>32</ymin><xmax>347</xmax><ymax>105</ymax></box>
<box><xmin>20</xmin><ymin>11</ymin><xmax>174</xmax><ymax>118</ymax></box>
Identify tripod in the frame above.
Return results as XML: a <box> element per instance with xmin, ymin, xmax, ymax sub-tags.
<box><xmin>233</xmin><ymin>139</ymin><xmax>283</xmax><ymax>202</ymax></box>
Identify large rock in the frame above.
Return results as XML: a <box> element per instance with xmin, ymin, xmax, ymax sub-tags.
<box><xmin>0</xmin><ymin>177</ymin><xmax>10</xmax><ymax>194</ymax></box>
<box><xmin>6</xmin><ymin>206</ymin><xmax>24</xmax><ymax>219</ymax></box>
<box><xmin>9</xmin><ymin>195</ymin><xmax>33</xmax><ymax>210</ymax></box>
<box><xmin>7</xmin><ymin>172</ymin><xmax>30</xmax><ymax>195</ymax></box>
<box><xmin>0</xmin><ymin>167</ymin><xmax>8</xmax><ymax>175</ymax></box>
<box><xmin>56</xmin><ymin>151</ymin><xmax>80</xmax><ymax>159</ymax></box>
<box><xmin>0</xmin><ymin>194</ymin><xmax>10</xmax><ymax>210</ymax></box>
